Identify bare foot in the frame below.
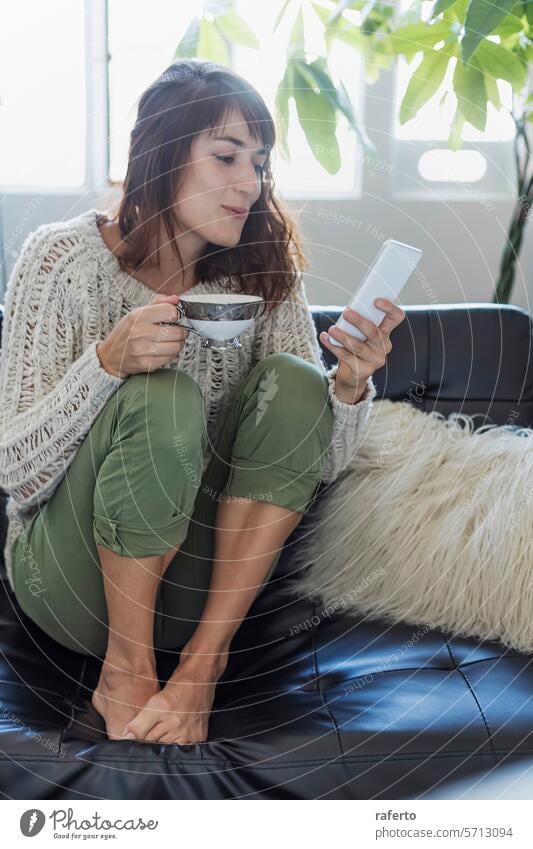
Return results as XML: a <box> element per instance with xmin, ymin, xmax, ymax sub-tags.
<box><xmin>91</xmin><ymin>658</ymin><xmax>161</xmax><ymax>740</ymax></box>
<box><xmin>122</xmin><ymin>656</ymin><xmax>228</xmax><ymax>744</ymax></box>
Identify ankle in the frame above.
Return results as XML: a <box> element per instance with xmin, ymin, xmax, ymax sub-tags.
<box><xmin>103</xmin><ymin>645</ymin><xmax>156</xmax><ymax>675</ymax></box>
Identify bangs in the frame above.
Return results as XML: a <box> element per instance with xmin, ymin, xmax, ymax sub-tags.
<box><xmin>204</xmin><ymin>88</ymin><xmax>275</xmax><ymax>158</ymax></box>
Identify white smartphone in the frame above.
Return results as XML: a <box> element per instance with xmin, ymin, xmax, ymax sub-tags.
<box><xmin>326</xmin><ymin>239</ymin><xmax>422</xmax><ymax>347</ymax></box>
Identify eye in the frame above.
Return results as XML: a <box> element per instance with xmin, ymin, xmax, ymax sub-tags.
<box><xmin>216</xmin><ymin>155</ymin><xmax>264</xmax><ymax>177</ymax></box>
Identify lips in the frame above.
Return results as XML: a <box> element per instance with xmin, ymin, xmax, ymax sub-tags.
<box><xmin>222</xmin><ymin>205</ymin><xmax>248</xmax><ymax>218</ymax></box>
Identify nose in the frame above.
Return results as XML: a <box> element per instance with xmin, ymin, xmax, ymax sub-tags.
<box><xmin>232</xmin><ymin>161</ymin><xmax>262</xmax><ymax>201</ymax></box>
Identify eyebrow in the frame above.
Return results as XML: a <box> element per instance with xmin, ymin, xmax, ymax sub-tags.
<box><xmin>212</xmin><ymin>135</ymin><xmax>268</xmax><ymax>155</ymax></box>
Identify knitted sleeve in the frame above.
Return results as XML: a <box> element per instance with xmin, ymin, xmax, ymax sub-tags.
<box><xmin>0</xmin><ymin>226</ymin><xmax>125</xmax><ymax>510</ymax></box>
<box><xmin>253</xmin><ymin>274</ymin><xmax>377</xmax><ymax>484</ymax></box>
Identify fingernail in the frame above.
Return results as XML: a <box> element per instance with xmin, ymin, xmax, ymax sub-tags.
<box><xmin>124</xmin><ymin>732</ymin><xmax>135</xmax><ymax>739</ymax></box>
<box><xmin>375</xmin><ymin>299</ymin><xmax>384</xmax><ymax>307</ymax></box>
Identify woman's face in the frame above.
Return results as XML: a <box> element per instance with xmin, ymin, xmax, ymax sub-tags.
<box><xmin>173</xmin><ymin>108</ymin><xmax>268</xmax><ymax>249</ymax></box>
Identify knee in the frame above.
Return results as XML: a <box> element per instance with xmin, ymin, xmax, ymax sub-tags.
<box><xmin>118</xmin><ymin>368</ymin><xmax>206</xmax><ymax>454</ymax></box>
<box><xmin>126</xmin><ymin>367</ymin><xmax>203</xmax><ymax>410</ymax></box>
<box><xmin>255</xmin><ymin>352</ymin><xmax>331</xmax><ymax>414</ymax></box>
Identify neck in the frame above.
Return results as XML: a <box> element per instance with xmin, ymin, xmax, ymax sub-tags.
<box><xmin>146</xmin><ymin>220</ymin><xmax>206</xmax><ymax>295</ymax></box>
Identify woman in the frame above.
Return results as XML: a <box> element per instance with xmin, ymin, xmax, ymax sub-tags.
<box><xmin>0</xmin><ymin>59</ymin><xmax>404</xmax><ymax>745</ymax></box>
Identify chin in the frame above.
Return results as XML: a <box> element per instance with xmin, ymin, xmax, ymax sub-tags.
<box><xmin>209</xmin><ymin>228</ymin><xmax>243</xmax><ymax>248</ymax></box>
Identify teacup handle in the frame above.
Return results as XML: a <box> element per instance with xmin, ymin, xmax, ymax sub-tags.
<box><xmin>173</xmin><ymin>302</ymin><xmax>205</xmax><ymax>335</ymax></box>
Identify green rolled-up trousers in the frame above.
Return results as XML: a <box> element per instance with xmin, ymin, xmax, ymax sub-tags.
<box><xmin>11</xmin><ymin>352</ymin><xmax>334</xmax><ymax>657</ymax></box>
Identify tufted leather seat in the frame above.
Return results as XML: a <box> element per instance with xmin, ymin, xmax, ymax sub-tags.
<box><xmin>0</xmin><ymin>302</ymin><xmax>532</xmax><ymax>800</ymax></box>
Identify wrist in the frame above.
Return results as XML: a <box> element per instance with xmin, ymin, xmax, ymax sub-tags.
<box><xmin>96</xmin><ymin>341</ymin><xmax>123</xmax><ymax>379</ymax></box>
<box><xmin>334</xmin><ymin>375</ymin><xmax>367</xmax><ymax>405</ymax></box>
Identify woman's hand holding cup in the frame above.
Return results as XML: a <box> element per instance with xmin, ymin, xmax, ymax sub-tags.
<box><xmin>96</xmin><ymin>293</ymin><xmax>190</xmax><ymax>378</ymax></box>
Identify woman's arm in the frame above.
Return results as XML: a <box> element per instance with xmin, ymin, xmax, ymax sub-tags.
<box><xmin>253</xmin><ymin>273</ymin><xmax>377</xmax><ymax>483</ymax></box>
<box><xmin>0</xmin><ymin>227</ymin><xmax>125</xmax><ymax>509</ymax></box>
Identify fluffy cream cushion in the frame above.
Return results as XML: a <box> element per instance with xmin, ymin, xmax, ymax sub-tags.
<box><xmin>282</xmin><ymin>399</ymin><xmax>533</xmax><ymax>653</ymax></box>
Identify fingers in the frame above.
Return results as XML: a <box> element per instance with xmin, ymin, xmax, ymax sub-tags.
<box><xmin>150</xmin><ymin>293</ymin><xmax>180</xmax><ymax>303</ymax></box>
<box><xmin>373</xmin><ymin>298</ymin><xmax>406</xmax><ymax>335</ymax></box>
<box><xmin>323</xmin><ymin>322</ymin><xmax>382</xmax><ymax>361</ymax></box>
<box><xmin>145</xmin><ymin>301</ymin><xmax>183</xmax><ymax>325</ymax></box>
<box><xmin>320</xmin><ymin>328</ymin><xmax>369</xmax><ymax>362</ymax></box>
<box><xmin>339</xmin><ymin>301</ymin><xmax>404</xmax><ymax>350</ymax></box>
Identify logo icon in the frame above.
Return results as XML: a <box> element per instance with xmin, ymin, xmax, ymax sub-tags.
<box><xmin>256</xmin><ymin>367</ymin><xmax>279</xmax><ymax>425</ymax></box>
<box><xmin>20</xmin><ymin>809</ymin><xmax>45</xmax><ymax>837</ymax></box>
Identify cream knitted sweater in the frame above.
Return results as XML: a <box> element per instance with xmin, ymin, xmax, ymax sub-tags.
<box><xmin>0</xmin><ymin>208</ymin><xmax>376</xmax><ymax>592</ymax></box>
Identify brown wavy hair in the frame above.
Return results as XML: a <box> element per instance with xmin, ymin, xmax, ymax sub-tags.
<box><xmin>102</xmin><ymin>58</ymin><xmax>308</xmax><ymax>317</ymax></box>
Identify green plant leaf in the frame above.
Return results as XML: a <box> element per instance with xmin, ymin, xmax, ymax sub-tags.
<box><xmin>462</xmin><ymin>0</ymin><xmax>517</xmax><ymax>62</ymax></box>
<box><xmin>273</xmin><ymin>0</ymin><xmax>293</xmax><ymax>31</ymax></box>
<box><xmin>274</xmin><ymin>64</ymin><xmax>294</xmax><ymax>159</ymax></box>
<box><xmin>337</xmin><ymin>77</ymin><xmax>375</xmax><ymax>150</ymax></box>
<box><xmin>312</xmin><ymin>1</ymin><xmax>368</xmax><ymax>52</ymax></box>
<box><xmin>483</xmin><ymin>69</ymin><xmax>502</xmax><ymax>109</ymax></box>
<box><xmin>359</xmin><ymin>0</ymin><xmax>379</xmax><ymax>26</ymax></box>
<box><xmin>215</xmin><ymin>10</ymin><xmax>260</xmax><ymax>49</ymax></box>
<box><xmin>446</xmin><ymin>0</ymin><xmax>470</xmax><ymax>23</ymax></box>
<box><xmin>399</xmin><ymin>47</ymin><xmax>451</xmax><ymax>123</ymax></box>
<box><xmin>197</xmin><ymin>17</ymin><xmax>229</xmax><ymax>64</ymax></box>
<box><xmin>325</xmin><ymin>0</ymin><xmax>362</xmax><ymax>26</ymax></box>
<box><xmin>431</xmin><ymin>0</ymin><xmax>457</xmax><ymax>18</ymax></box>
<box><xmin>390</xmin><ymin>20</ymin><xmax>455</xmax><ymax>60</ymax></box>
<box><xmin>297</xmin><ymin>57</ymin><xmax>376</xmax><ymax>151</ymax></box>
<box><xmin>288</xmin><ymin>5</ymin><xmax>306</xmax><ymax>57</ymax></box>
<box><xmin>453</xmin><ymin>54</ymin><xmax>487</xmax><ymax>130</ymax></box>
<box><xmin>174</xmin><ymin>16</ymin><xmax>200</xmax><ymax>58</ymax></box>
<box><xmin>474</xmin><ymin>38</ymin><xmax>528</xmax><ymax>90</ymax></box>
<box><xmin>292</xmin><ymin>68</ymin><xmax>341</xmax><ymax>173</ymax></box>
<box><xmin>498</xmin><ymin>2</ymin><xmax>527</xmax><ymax>36</ymax></box>
<box><xmin>448</xmin><ymin>105</ymin><xmax>466</xmax><ymax>148</ymax></box>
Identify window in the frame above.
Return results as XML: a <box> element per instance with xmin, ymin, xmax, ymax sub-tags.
<box><xmin>232</xmin><ymin>0</ymin><xmax>363</xmax><ymax>198</ymax></box>
<box><xmin>391</xmin><ymin>0</ymin><xmax>515</xmax><ymax>199</ymax></box>
<box><xmin>107</xmin><ymin>0</ymin><xmax>196</xmax><ymax>186</ymax></box>
<box><xmin>107</xmin><ymin>0</ymin><xmax>364</xmax><ymax>197</ymax></box>
<box><xmin>0</xmin><ymin>0</ymin><xmax>86</xmax><ymax>189</ymax></box>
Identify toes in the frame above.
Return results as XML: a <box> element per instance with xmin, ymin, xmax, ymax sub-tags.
<box><xmin>143</xmin><ymin>722</ymin><xmax>167</xmax><ymax>742</ymax></box>
<box><xmin>158</xmin><ymin>731</ymin><xmax>179</xmax><ymax>744</ymax></box>
<box><xmin>124</xmin><ymin>705</ymin><xmax>162</xmax><ymax>740</ymax></box>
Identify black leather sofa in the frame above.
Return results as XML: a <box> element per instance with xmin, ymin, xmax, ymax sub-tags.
<box><xmin>0</xmin><ymin>301</ymin><xmax>532</xmax><ymax>800</ymax></box>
